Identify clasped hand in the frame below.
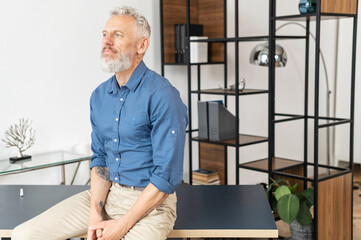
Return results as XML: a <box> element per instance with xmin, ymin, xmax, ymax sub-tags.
<box><xmin>88</xmin><ymin>219</ymin><xmax>129</xmax><ymax>240</ymax></box>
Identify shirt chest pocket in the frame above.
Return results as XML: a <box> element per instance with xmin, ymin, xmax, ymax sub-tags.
<box><xmin>121</xmin><ymin>111</ymin><xmax>150</xmax><ymax>138</ymax></box>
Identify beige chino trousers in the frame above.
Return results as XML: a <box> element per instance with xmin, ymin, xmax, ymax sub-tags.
<box><xmin>11</xmin><ymin>183</ymin><xmax>177</xmax><ymax>240</ymax></box>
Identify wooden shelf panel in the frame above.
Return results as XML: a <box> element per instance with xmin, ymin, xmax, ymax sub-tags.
<box><xmin>240</xmin><ymin>159</ymin><xmax>349</xmax><ymax>181</ymax></box>
<box><xmin>192</xmin><ymin>134</ymin><xmax>268</xmax><ymax>147</ymax></box>
<box><xmin>240</xmin><ymin>157</ymin><xmax>303</xmax><ymax>172</ymax></box>
<box><xmin>306</xmin><ymin>165</ymin><xmax>347</xmax><ymax>180</ymax></box>
<box><xmin>274</xmin><ymin>13</ymin><xmax>356</xmax><ymax>22</ymax></box>
<box><xmin>199</xmin><ymin>143</ymin><xmax>226</xmax><ymax>184</ymax></box>
<box><xmin>162</xmin><ymin>0</ymin><xmax>224</xmax><ymax>64</ymax></box>
<box><xmin>321</xmin><ymin>0</ymin><xmax>357</xmax><ymax>15</ymax></box>
<box><xmin>164</xmin><ymin>62</ymin><xmax>225</xmax><ymax>66</ymax></box>
<box><xmin>191</xmin><ymin>88</ymin><xmax>268</xmax><ymax>96</ymax></box>
<box><xmin>318</xmin><ymin>173</ymin><xmax>352</xmax><ymax>240</ymax></box>
<box><xmin>189</xmin><ymin>36</ymin><xmax>268</xmax><ymax>42</ymax></box>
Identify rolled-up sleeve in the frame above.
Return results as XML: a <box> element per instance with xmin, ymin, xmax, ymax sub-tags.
<box><xmin>89</xmin><ymin>93</ymin><xmax>107</xmax><ymax>169</ymax></box>
<box><xmin>149</xmin><ymin>86</ymin><xmax>188</xmax><ymax>194</ymax></box>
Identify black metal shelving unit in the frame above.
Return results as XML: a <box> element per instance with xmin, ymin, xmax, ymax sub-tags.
<box><xmin>160</xmin><ymin>0</ymin><xmax>270</xmax><ymax>186</ymax></box>
<box><xmin>160</xmin><ymin>0</ymin><xmax>358</xmax><ymax>238</ymax></box>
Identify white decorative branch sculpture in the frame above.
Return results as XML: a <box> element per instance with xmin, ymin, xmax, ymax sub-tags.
<box><xmin>2</xmin><ymin>118</ymin><xmax>36</xmax><ymax>158</ymax></box>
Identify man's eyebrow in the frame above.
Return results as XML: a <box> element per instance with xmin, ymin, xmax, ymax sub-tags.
<box><xmin>114</xmin><ymin>30</ymin><xmax>126</xmax><ymax>35</ymax></box>
<box><xmin>102</xmin><ymin>30</ymin><xmax>125</xmax><ymax>34</ymax></box>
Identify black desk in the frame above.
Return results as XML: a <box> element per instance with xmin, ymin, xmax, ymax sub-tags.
<box><xmin>0</xmin><ymin>185</ymin><xmax>278</xmax><ymax>238</ymax></box>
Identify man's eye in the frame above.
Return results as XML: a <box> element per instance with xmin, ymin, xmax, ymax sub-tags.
<box><xmin>116</xmin><ymin>33</ymin><xmax>121</xmax><ymax>38</ymax></box>
<box><xmin>103</xmin><ymin>33</ymin><xmax>107</xmax><ymax>37</ymax></box>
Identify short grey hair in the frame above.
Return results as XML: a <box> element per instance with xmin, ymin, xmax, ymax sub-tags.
<box><xmin>110</xmin><ymin>6</ymin><xmax>151</xmax><ymax>39</ymax></box>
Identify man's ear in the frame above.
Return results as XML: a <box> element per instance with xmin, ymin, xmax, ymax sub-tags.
<box><xmin>136</xmin><ymin>37</ymin><xmax>150</xmax><ymax>55</ymax></box>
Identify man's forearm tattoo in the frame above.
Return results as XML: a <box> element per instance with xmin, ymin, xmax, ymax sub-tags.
<box><xmin>96</xmin><ymin>166</ymin><xmax>110</xmax><ymax>181</ymax></box>
<box><xmin>98</xmin><ymin>201</ymin><xmax>104</xmax><ymax>209</ymax></box>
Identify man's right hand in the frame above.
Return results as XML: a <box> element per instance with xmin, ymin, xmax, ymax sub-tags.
<box><xmin>87</xmin><ymin>167</ymin><xmax>112</xmax><ymax>239</ymax></box>
<box><xmin>87</xmin><ymin>212</ymin><xmax>104</xmax><ymax>240</ymax></box>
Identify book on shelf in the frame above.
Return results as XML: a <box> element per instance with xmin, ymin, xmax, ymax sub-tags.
<box><xmin>192</xmin><ymin>179</ymin><xmax>220</xmax><ymax>185</ymax></box>
<box><xmin>193</xmin><ymin>173</ymin><xmax>219</xmax><ymax>180</ymax></box>
<box><xmin>193</xmin><ymin>175</ymin><xmax>220</xmax><ymax>182</ymax></box>
<box><xmin>192</xmin><ymin>168</ymin><xmax>220</xmax><ymax>185</ymax></box>
<box><xmin>192</xmin><ymin>168</ymin><xmax>218</xmax><ymax>176</ymax></box>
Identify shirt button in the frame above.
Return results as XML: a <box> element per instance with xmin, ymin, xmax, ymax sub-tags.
<box><xmin>120</xmin><ymin>98</ymin><xmax>124</xmax><ymax>101</ymax></box>
<box><xmin>114</xmin><ymin>139</ymin><xmax>117</xmax><ymax>142</ymax></box>
<box><xmin>115</xmin><ymin>118</ymin><xmax>119</xmax><ymax>121</ymax></box>
<box><xmin>115</xmin><ymin>177</ymin><xmax>118</xmax><ymax>181</ymax></box>
<box><xmin>116</xmin><ymin>158</ymin><xmax>119</xmax><ymax>161</ymax></box>
<box><xmin>172</xmin><ymin>130</ymin><xmax>176</xmax><ymax>134</ymax></box>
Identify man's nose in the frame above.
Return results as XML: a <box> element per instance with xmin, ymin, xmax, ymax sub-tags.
<box><xmin>103</xmin><ymin>35</ymin><xmax>113</xmax><ymax>46</ymax></box>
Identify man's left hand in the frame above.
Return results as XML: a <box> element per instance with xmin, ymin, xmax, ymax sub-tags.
<box><xmin>89</xmin><ymin>218</ymin><xmax>130</xmax><ymax>240</ymax></box>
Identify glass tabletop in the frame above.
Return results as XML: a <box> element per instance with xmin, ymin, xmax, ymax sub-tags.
<box><xmin>0</xmin><ymin>151</ymin><xmax>91</xmax><ymax>176</ymax></box>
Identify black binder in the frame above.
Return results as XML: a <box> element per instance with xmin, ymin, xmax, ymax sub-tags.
<box><xmin>175</xmin><ymin>24</ymin><xmax>203</xmax><ymax>63</ymax></box>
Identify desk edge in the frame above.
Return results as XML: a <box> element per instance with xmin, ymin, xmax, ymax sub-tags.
<box><xmin>167</xmin><ymin>229</ymin><xmax>279</xmax><ymax>238</ymax></box>
<box><xmin>1</xmin><ymin>229</ymin><xmax>279</xmax><ymax>238</ymax></box>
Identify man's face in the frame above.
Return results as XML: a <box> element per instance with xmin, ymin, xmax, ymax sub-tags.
<box><xmin>101</xmin><ymin>15</ymin><xmax>138</xmax><ymax>73</ymax></box>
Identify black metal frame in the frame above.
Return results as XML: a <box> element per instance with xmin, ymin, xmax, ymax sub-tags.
<box><xmin>160</xmin><ymin>0</ymin><xmax>358</xmax><ymax>239</ymax></box>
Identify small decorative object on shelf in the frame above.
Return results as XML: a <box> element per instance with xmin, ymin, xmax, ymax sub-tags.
<box><xmin>299</xmin><ymin>0</ymin><xmax>316</xmax><ymax>14</ymax></box>
<box><xmin>266</xmin><ymin>178</ymin><xmax>314</xmax><ymax>240</ymax></box>
<box><xmin>2</xmin><ymin>118</ymin><xmax>36</xmax><ymax>163</ymax></box>
<box><xmin>218</xmin><ymin>77</ymin><xmax>246</xmax><ymax>91</ymax></box>
<box><xmin>229</xmin><ymin>77</ymin><xmax>246</xmax><ymax>91</ymax></box>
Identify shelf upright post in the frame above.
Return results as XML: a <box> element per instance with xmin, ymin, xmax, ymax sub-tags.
<box><xmin>224</xmin><ymin>0</ymin><xmax>228</xmax><ymax>185</ymax></box>
<box><xmin>197</xmin><ymin>65</ymin><xmax>201</xmax><ymax>101</ymax></box>
<box><xmin>268</xmin><ymin>0</ymin><xmax>276</xmax><ymax>184</ymax></box>
<box><xmin>235</xmin><ymin>0</ymin><xmax>240</xmax><ymax>185</ymax></box>
<box><xmin>313</xmin><ymin>1</ymin><xmax>322</xmax><ymax>239</ymax></box>
<box><xmin>197</xmin><ymin>64</ymin><xmax>201</xmax><ymax>181</ymax></box>
<box><xmin>224</xmin><ymin>0</ymin><xmax>228</xmax><ymax>108</ymax></box>
<box><xmin>160</xmin><ymin>0</ymin><xmax>164</xmax><ymax>76</ymax></box>
<box><xmin>304</xmin><ymin>19</ymin><xmax>310</xmax><ymax>189</ymax></box>
<box><xmin>349</xmin><ymin>3</ymin><xmax>359</xmax><ymax>238</ymax></box>
<box><xmin>186</xmin><ymin>0</ymin><xmax>193</xmax><ymax>185</ymax></box>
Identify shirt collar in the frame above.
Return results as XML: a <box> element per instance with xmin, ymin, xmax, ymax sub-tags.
<box><xmin>106</xmin><ymin>75</ymin><xmax>119</xmax><ymax>94</ymax></box>
<box><xmin>125</xmin><ymin>60</ymin><xmax>147</xmax><ymax>92</ymax></box>
<box><xmin>106</xmin><ymin>60</ymin><xmax>148</xmax><ymax>94</ymax></box>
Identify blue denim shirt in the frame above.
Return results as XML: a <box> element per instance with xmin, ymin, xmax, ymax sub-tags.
<box><xmin>89</xmin><ymin>61</ymin><xmax>188</xmax><ymax>194</ymax></box>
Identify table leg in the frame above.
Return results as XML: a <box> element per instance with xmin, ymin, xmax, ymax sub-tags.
<box><xmin>61</xmin><ymin>165</ymin><xmax>65</xmax><ymax>185</ymax></box>
<box><xmin>70</xmin><ymin>162</ymin><xmax>81</xmax><ymax>185</ymax></box>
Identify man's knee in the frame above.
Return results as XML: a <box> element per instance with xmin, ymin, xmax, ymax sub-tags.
<box><xmin>11</xmin><ymin>223</ymin><xmax>32</xmax><ymax>240</ymax></box>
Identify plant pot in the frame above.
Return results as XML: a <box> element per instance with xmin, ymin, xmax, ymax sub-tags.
<box><xmin>290</xmin><ymin>219</ymin><xmax>314</xmax><ymax>240</ymax></box>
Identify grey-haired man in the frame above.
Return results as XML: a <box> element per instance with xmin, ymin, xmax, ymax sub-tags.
<box><xmin>12</xmin><ymin>6</ymin><xmax>188</xmax><ymax>240</ymax></box>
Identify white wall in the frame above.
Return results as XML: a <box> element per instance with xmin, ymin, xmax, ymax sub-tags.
<box><xmin>0</xmin><ymin>0</ymin><xmax>161</xmax><ymax>184</ymax></box>
<box><xmin>0</xmin><ymin>0</ymin><xmax>359</xmax><ymax>185</ymax></box>
<box><xmin>334</xmin><ymin>6</ymin><xmax>361</xmax><ymax>164</ymax></box>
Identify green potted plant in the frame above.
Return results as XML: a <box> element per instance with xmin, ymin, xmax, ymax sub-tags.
<box><xmin>266</xmin><ymin>178</ymin><xmax>314</xmax><ymax>240</ymax></box>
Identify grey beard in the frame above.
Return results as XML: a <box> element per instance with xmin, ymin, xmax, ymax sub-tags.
<box><xmin>100</xmin><ymin>51</ymin><xmax>132</xmax><ymax>73</ymax></box>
